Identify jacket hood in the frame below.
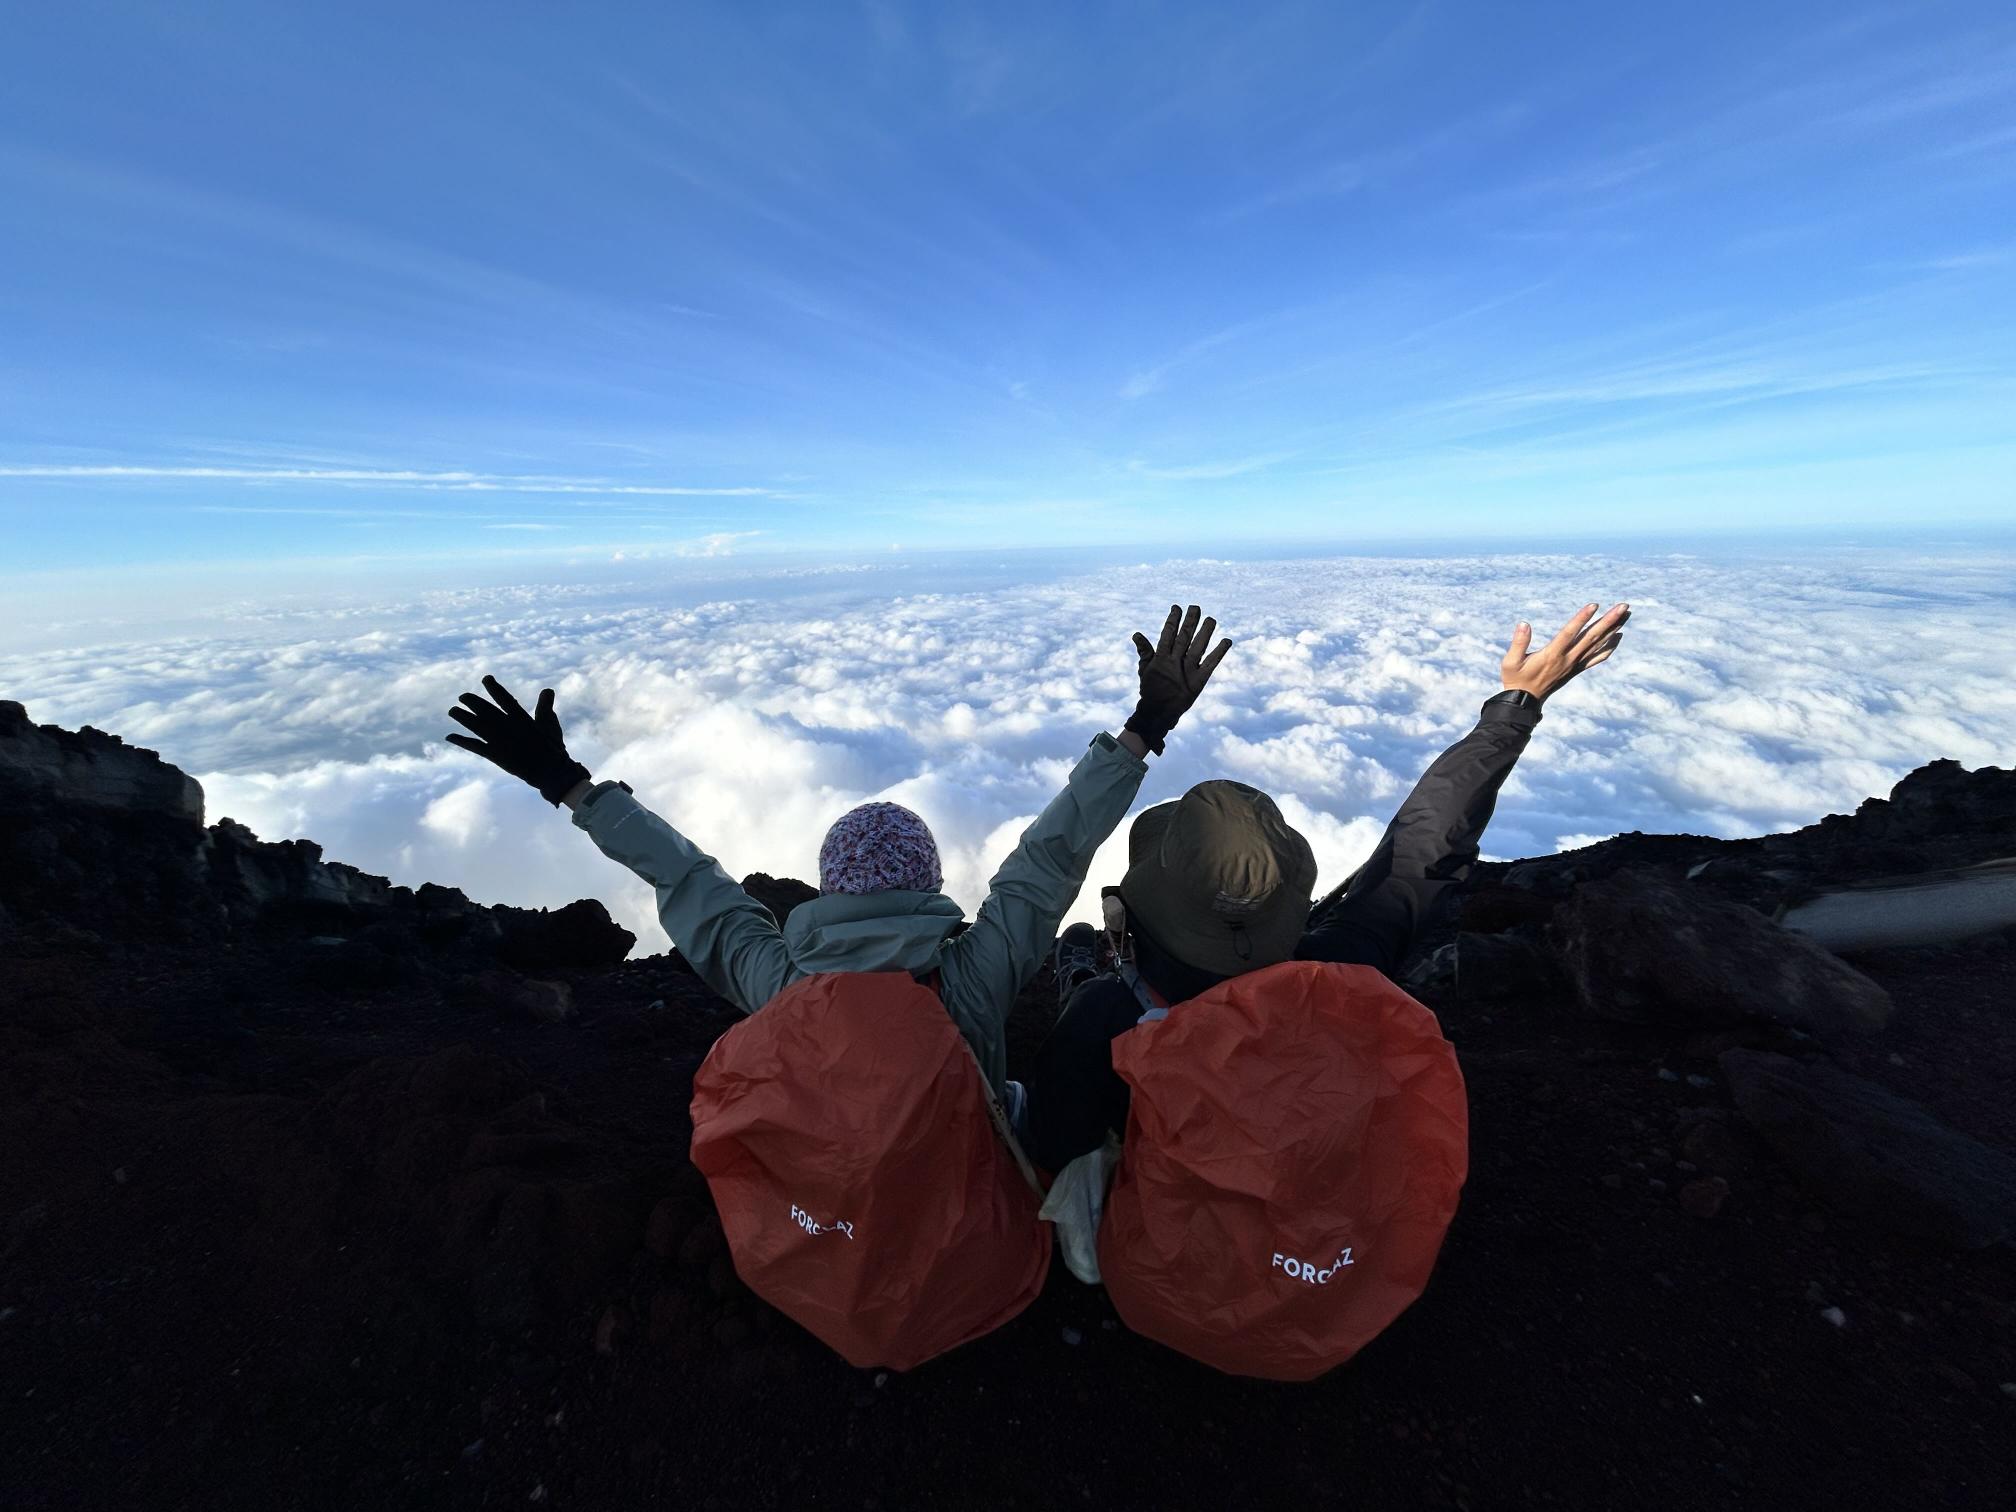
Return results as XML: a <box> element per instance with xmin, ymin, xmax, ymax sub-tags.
<box><xmin>781</xmin><ymin>889</ymin><xmax>965</xmax><ymax>976</ymax></box>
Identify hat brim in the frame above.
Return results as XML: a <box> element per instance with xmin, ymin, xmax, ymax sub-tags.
<box><xmin>1127</xmin><ymin>801</ymin><xmax>1179</xmax><ymax>869</ymax></box>
<box><xmin>1118</xmin><ymin>861</ymin><xmax>1308</xmax><ymax>979</ymax></box>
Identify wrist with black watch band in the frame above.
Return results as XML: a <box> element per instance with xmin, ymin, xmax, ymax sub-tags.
<box><xmin>1483</xmin><ymin>688</ymin><xmax>1543</xmax><ymax>717</ymax></box>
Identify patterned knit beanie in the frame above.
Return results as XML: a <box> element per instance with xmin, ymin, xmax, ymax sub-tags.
<box><xmin>818</xmin><ymin>801</ymin><xmax>943</xmax><ymax>895</ymax></box>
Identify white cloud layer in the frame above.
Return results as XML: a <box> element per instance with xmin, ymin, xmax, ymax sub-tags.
<box><xmin>5</xmin><ymin>547</ymin><xmax>2012</xmax><ymax>955</ymax></box>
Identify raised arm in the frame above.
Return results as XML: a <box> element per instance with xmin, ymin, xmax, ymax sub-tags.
<box><xmin>1300</xmin><ymin>600</ymin><xmax>1629</xmax><ymax>972</ymax></box>
<box><xmin>445</xmin><ymin>675</ymin><xmax>792</xmax><ymax>1013</ymax></box>
<box><xmin>947</xmin><ymin>605</ymin><xmax>1235</xmax><ymax>1007</ymax></box>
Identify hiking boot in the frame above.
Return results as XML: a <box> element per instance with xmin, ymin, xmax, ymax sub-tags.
<box><xmin>1054</xmin><ymin>922</ymin><xmax>1102</xmax><ymax>1004</ymax></box>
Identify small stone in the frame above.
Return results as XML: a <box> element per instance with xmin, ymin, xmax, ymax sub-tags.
<box><xmin>1062</xmin><ymin>1327</ymin><xmax>1083</xmax><ymax>1346</ymax></box>
<box><xmin>529</xmin><ymin>1485</ymin><xmax>547</xmax><ymax>1504</ymax></box>
<box><xmin>1681</xmin><ymin>1118</ymin><xmax>1754</xmax><ymax>1175</ymax></box>
<box><xmin>1820</xmin><ymin>1307</ymin><xmax>1847</xmax><ymax>1329</ymax></box>
<box><xmin>1101</xmin><ymin>1319</ymin><xmax>1118</xmax><ymax>1331</ymax></box>
<box><xmin>111</xmin><ymin>1168</ymin><xmax>128</xmax><ymax>1185</ymax></box>
<box><xmin>644</xmin><ymin>1197</ymin><xmax>683</xmax><ymax>1258</ymax></box>
<box><xmin>706</xmin><ymin>1254</ymin><xmax>738</xmax><ymax>1299</ymax></box>
<box><xmin>1656</xmin><ymin>1069</ymin><xmax>1681</xmax><ymax>1083</ymax></box>
<box><xmin>1647</xmin><ymin>1178</ymin><xmax>1669</xmax><ymax>1195</ymax></box>
<box><xmin>1887</xmin><ymin>1054</ymin><xmax>1906</xmax><ymax>1066</ymax></box>
<box><xmin>593</xmin><ymin>1305</ymin><xmax>629</xmax><ymax>1356</ymax></box>
<box><xmin>873</xmin><ymin>1371</ymin><xmax>889</xmax><ymax>1387</ymax></box>
<box><xmin>1679</xmin><ymin>1177</ymin><xmax>1731</xmax><ymax>1219</ymax></box>
<box><xmin>462</xmin><ymin>1439</ymin><xmax>486</xmax><ymax>1460</ymax></box>
<box><xmin>2000</xmin><ymin>1382</ymin><xmax>2016</xmax><ymax>1399</ymax></box>
<box><xmin>604</xmin><ymin>1009</ymin><xmax>653</xmax><ymax>1046</ymax></box>
<box><xmin>647</xmin><ymin>1289</ymin><xmax>690</xmax><ymax>1344</ymax></box>
<box><xmin>677</xmin><ymin>1216</ymin><xmax>723</xmax><ymax>1268</ymax></box>
<box><xmin>1686</xmin><ymin>1074</ymin><xmax>1715</xmax><ymax>1089</ymax></box>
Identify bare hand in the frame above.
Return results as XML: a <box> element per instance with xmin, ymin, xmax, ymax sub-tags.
<box><xmin>1501</xmin><ymin>602</ymin><xmax>1630</xmax><ymax>703</ymax></box>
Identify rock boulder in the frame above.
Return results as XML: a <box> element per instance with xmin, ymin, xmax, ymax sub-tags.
<box><xmin>741</xmin><ymin>872</ymin><xmax>819</xmax><ymax>928</ymax></box>
<box><xmin>1721</xmin><ymin>1050</ymin><xmax>2016</xmax><ymax>1251</ymax></box>
<box><xmin>1551</xmin><ymin>868</ymin><xmax>1892</xmax><ymax>1037</ymax></box>
<box><xmin>0</xmin><ymin>701</ymin><xmax>204</xmax><ymax>822</ymax></box>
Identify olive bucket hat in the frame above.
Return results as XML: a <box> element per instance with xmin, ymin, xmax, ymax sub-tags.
<box><xmin>1118</xmin><ymin>780</ymin><xmax>1319</xmax><ymax>978</ymax></box>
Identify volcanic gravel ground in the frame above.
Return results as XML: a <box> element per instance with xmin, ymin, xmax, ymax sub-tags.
<box><xmin>2</xmin><ymin>921</ymin><xmax>2012</xmax><ymax>1512</ymax></box>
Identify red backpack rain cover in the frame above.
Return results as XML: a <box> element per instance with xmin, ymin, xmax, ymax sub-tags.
<box><xmin>1099</xmin><ymin>961</ymin><xmax>1468</xmax><ymax>1381</ymax></box>
<box><xmin>688</xmin><ymin>971</ymin><xmax>1051</xmax><ymax>1371</ymax></box>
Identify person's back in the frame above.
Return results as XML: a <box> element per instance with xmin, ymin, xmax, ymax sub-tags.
<box><xmin>443</xmin><ymin>600</ymin><xmax>1236</xmax><ymax>1366</ymax></box>
<box><xmin>442</xmin><ymin>601</ymin><xmax>1234</xmax><ymax>1094</ymax></box>
<box><xmin>1023</xmin><ymin>599</ymin><xmax>1632</xmax><ymax>1376</ymax></box>
<box><xmin>1025</xmin><ymin>597</ymin><xmax>1631</xmax><ymax>1172</ymax></box>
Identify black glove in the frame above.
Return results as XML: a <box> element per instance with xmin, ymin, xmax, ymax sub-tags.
<box><xmin>445</xmin><ymin>675</ymin><xmax>592</xmax><ymax>806</ymax></box>
<box><xmin>1124</xmin><ymin>604</ymin><xmax>1234</xmax><ymax>755</ymax></box>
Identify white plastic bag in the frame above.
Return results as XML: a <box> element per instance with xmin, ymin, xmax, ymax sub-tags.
<box><xmin>1038</xmin><ymin>1133</ymin><xmax>1123</xmax><ymax>1285</ymax></box>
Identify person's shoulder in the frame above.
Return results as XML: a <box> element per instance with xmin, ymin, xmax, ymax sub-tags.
<box><xmin>1058</xmin><ymin>972</ymin><xmax>1148</xmax><ymax>1032</ymax></box>
<box><xmin>1069</xmin><ymin>973</ymin><xmax>1137</xmax><ymax>1004</ymax></box>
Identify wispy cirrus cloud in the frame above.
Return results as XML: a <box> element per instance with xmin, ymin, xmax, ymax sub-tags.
<box><xmin>0</xmin><ymin>464</ymin><xmax>776</xmax><ymax>497</ymax></box>
<box><xmin>1921</xmin><ymin>247</ymin><xmax>2013</xmax><ymax>272</ymax></box>
<box><xmin>1125</xmin><ymin>453</ymin><xmax>1292</xmax><ymax>482</ymax></box>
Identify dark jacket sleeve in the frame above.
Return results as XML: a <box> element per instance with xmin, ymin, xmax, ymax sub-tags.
<box><xmin>1022</xmin><ymin>977</ymin><xmax>1146</xmax><ymax>1173</ymax></box>
<box><xmin>1297</xmin><ymin>697</ymin><xmax>1542</xmax><ymax>975</ymax></box>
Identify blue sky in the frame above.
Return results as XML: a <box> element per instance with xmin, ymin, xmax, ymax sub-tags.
<box><xmin>3</xmin><ymin>0</ymin><xmax>2013</xmax><ymax>582</ymax></box>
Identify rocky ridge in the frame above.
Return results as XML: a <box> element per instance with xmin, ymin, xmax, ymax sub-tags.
<box><xmin>2</xmin><ymin>703</ymin><xmax>2012</xmax><ymax>1511</ymax></box>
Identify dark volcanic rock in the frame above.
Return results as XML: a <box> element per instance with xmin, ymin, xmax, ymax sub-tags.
<box><xmin>5</xmin><ymin>706</ymin><xmax>2016</xmax><ymax>1511</ymax></box>
<box><xmin>1721</xmin><ymin>1050</ymin><xmax>2016</xmax><ymax>1251</ymax></box>
<box><xmin>456</xmin><ymin>969</ymin><xmax>575</xmax><ymax>1025</ymax></box>
<box><xmin>1786</xmin><ymin>758</ymin><xmax>2016</xmax><ymax>877</ymax></box>
<box><xmin>1481</xmin><ymin>760</ymin><xmax>2016</xmax><ymax>921</ymax></box>
<box><xmin>497</xmin><ymin>897</ymin><xmax>636</xmax><ymax>969</ymax></box>
<box><xmin>206</xmin><ymin>817</ymin><xmax>416</xmax><ymax>929</ymax></box>
<box><xmin>0</xmin><ymin>700</ymin><xmax>203</xmax><ymax>820</ymax></box>
<box><xmin>1456</xmin><ymin>884</ymin><xmax>1560</xmax><ymax>934</ymax></box>
<box><xmin>1455</xmin><ymin>928</ymin><xmax>1566</xmax><ymax>1001</ymax></box>
<box><xmin>741</xmin><ymin>872</ymin><xmax>819</xmax><ymax>928</ymax></box>
<box><xmin>0</xmin><ymin>702</ymin><xmax>634</xmax><ymax>968</ymax></box>
<box><xmin>1501</xmin><ymin>832</ymin><xmax>1724</xmax><ymax>897</ymax></box>
<box><xmin>1552</xmin><ymin>868</ymin><xmax>1892</xmax><ymax>1036</ymax></box>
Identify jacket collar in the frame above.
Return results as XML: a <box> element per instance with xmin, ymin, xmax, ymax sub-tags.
<box><xmin>782</xmin><ymin>889</ymin><xmax>965</xmax><ymax>976</ymax></box>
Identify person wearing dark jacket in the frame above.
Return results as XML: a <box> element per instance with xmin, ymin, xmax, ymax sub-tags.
<box><xmin>1023</xmin><ymin>600</ymin><xmax>1629</xmax><ymax>1175</ymax></box>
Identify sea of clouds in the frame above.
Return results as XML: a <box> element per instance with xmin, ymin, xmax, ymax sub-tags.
<box><xmin>6</xmin><ymin>545</ymin><xmax>2012</xmax><ymax>954</ymax></box>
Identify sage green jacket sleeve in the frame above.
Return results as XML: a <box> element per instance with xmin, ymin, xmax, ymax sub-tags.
<box><xmin>570</xmin><ymin>782</ymin><xmax>794</xmax><ymax>1014</ymax></box>
<box><xmin>940</xmin><ymin>732</ymin><xmax>1149</xmax><ymax>1090</ymax></box>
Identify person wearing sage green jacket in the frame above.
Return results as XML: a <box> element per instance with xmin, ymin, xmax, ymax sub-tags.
<box><xmin>443</xmin><ymin>603</ymin><xmax>1235</xmax><ymax>1096</ymax></box>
